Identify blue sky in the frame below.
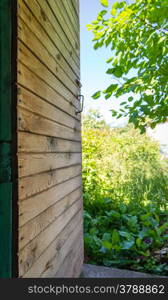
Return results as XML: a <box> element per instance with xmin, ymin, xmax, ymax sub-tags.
<box><xmin>79</xmin><ymin>0</ymin><xmax>168</xmax><ymax>149</ymax></box>
<box><xmin>80</xmin><ymin>0</ymin><xmax>128</xmax><ymax>126</ymax></box>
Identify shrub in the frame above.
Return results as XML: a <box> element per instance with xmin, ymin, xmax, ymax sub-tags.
<box><xmin>82</xmin><ymin>118</ymin><xmax>168</xmax><ymax>275</ymax></box>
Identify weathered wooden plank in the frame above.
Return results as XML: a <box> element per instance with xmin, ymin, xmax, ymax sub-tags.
<box><xmin>19</xmin><ymin>206</ymin><xmax>82</xmax><ymax>276</ymax></box>
<box><xmin>36</xmin><ymin>0</ymin><xmax>80</xmax><ymax>64</ymax></box>
<box><xmin>41</xmin><ymin>228</ymin><xmax>83</xmax><ymax>278</ymax></box>
<box><xmin>17</xmin><ymin>0</ymin><xmax>82</xmax><ymax>279</ymax></box>
<box><xmin>71</xmin><ymin>0</ymin><xmax>79</xmax><ymax>16</ymax></box>
<box><xmin>19</xmin><ymin>164</ymin><xmax>81</xmax><ymax>200</ymax></box>
<box><xmin>18</xmin><ymin>41</ymin><xmax>78</xmax><ymax>100</ymax></box>
<box><xmin>22</xmin><ymin>217</ymin><xmax>83</xmax><ymax>278</ymax></box>
<box><xmin>18</xmin><ymin>108</ymin><xmax>81</xmax><ymax>143</ymax></box>
<box><xmin>21</xmin><ymin>0</ymin><xmax>79</xmax><ymax>75</ymax></box>
<box><xmin>18</xmin><ymin>88</ymin><xmax>80</xmax><ymax>130</ymax></box>
<box><xmin>17</xmin><ymin>74</ymin><xmax>80</xmax><ymax>120</ymax></box>
<box><xmin>18</xmin><ymin>0</ymin><xmax>79</xmax><ymax>81</ymax></box>
<box><xmin>47</xmin><ymin>0</ymin><xmax>79</xmax><ymax>50</ymax></box>
<box><xmin>67</xmin><ymin>0</ymin><xmax>79</xmax><ymax>26</ymax></box>
<box><xmin>18</xmin><ymin>132</ymin><xmax>81</xmax><ymax>154</ymax></box>
<box><xmin>62</xmin><ymin>0</ymin><xmax>79</xmax><ymax>38</ymax></box>
<box><xmin>18</xmin><ymin>151</ymin><xmax>81</xmax><ymax>178</ymax></box>
<box><xmin>19</xmin><ymin>188</ymin><xmax>82</xmax><ymax>249</ymax></box>
<box><xmin>18</xmin><ymin>16</ymin><xmax>78</xmax><ymax>94</ymax></box>
<box><xmin>39</xmin><ymin>0</ymin><xmax>79</xmax><ymax>59</ymax></box>
<box><xmin>54</xmin><ymin>0</ymin><xmax>79</xmax><ymax>42</ymax></box>
<box><xmin>55</xmin><ymin>239</ymin><xmax>83</xmax><ymax>277</ymax></box>
<box><xmin>19</xmin><ymin>176</ymin><xmax>82</xmax><ymax>227</ymax></box>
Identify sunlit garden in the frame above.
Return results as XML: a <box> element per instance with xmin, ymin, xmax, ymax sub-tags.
<box><xmin>82</xmin><ymin>111</ymin><xmax>168</xmax><ymax>275</ymax></box>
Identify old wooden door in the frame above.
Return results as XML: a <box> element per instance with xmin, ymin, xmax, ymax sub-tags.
<box><xmin>0</xmin><ymin>0</ymin><xmax>83</xmax><ymax>278</ymax></box>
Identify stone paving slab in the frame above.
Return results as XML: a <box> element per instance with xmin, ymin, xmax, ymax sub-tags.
<box><xmin>82</xmin><ymin>264</ymin><xmax>167</xmax><ymax>278</ymax></box>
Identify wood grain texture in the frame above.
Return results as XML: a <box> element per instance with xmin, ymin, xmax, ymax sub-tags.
<box><xmin>47</xmin><ymin>0</ymin><xmax>79</xmax><ymax>50</ymax></box>
<box><xmin>18</xmin><ymin>16</ymin><xmax>78</xmax><ymax>94</ymax></box>
<box><xmin>18</xmin><ymin>132</ymin><xmax>81</xmax><ymax>154</ymax></box>
<box><xmin>18</xmin><ymin>0</ymin><xmax>79</xmax><ymax>81</ymax></box>
<box><xmin>21</xmin><ymin>0</ymin><xmax>79</xmax><ymax>75</ymax></box>
<box><xmin>19</xmin><ymin>207</ymin><xmax>83</xmax><ymax>277</ymax></box>
<box><xmin>23</xmin><ymin>222</ymin><xmax>83</xmax><ymax>278</ymax></box>
<box><xmin>19</xmin><ymin>175</ymin><xmax>82</xmax><ymax>227</ymax></box>
<box><xmin>18</xmin><ymin>107</ymin><xmax>81</xmax><ymax>142</ymax></box>
<box><xmin>18</xmin><ymin>41</ymin><xmax>78</xmax><ymax>100</ymax></box>
<box><xmin>18</xmin><ymin>152</ymin><xmax>81</xmax><ymax>178</ymax></box>
<box><xmin>19</xmin><ymin>164</ymin><xmax>81</xmax><ymax>200</ymax></box>
<box><xmin>55</xmin><ymin>239</ymin><xmax>83</xmax><ymax>277</ymax></box>
<box><xmin>17</xmin><ymin>0</ymin><xmax>83</xmax><ymax>278</ymax></box>
<box><xmin>18</xmin><ymin>88</ymin><xmax>80</xmax><ymax>130</ymax></box>
<box><xmin>36</xmin><ymin>0</ymin><xmax>80</xmax><ymax>60</ymax></box>
<box><xmin>19</xmin><ymin>188</ymin><xmax>82</xmax><ymax>248</ymax></box>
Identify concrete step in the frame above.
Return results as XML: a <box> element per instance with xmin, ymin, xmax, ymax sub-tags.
<box><xmin>81</xmin><ymin>264</ymin><xmax>167</xmax><ymax>278</ymax></box>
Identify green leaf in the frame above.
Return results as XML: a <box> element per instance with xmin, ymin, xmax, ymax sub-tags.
<box><xmin>106</xmin><ymin>66</ymin><xmax>123</xmax><ymax>78</ymax></box>
<box><xmin>106</xmin><ymin>210</ymin><xmax>120</xmax><ymax>219</ymax></box>
<box><xmin>122</xmin><ymin>240</ymin><xmax>134</xmax><ymax>250</ymax></box>
<box><xmin>128</xmin><ymin>96</ymin><xmax>133</xmax><ymax>102</ymax></box>
<box><xmin>106</xmin><ymin>57</ymin><xmax>113</xmax><ymax>63</ymax></box>
<box><xmin>104</xmin><ymin>84</ymin><xmax>118</xmax><ymax>93</ymax></box>
<box><xmin>92</xmin><ymin>91</ymin><xmax>101</xmax><ymax>99</ymax></box>
<box><xmin>112</xmin><ymin>229</ymin><xmax>120</xmax><ymax>245</ymax></box>
<box><xmin>100</xmin><ymin>0</ymin><xmax>108</xmax><ymax>8</ymax></box>
<box><xmin>111</xmin><ymin>8</ymin><xmax>117</xmax><ymax>16</ymax></box>
<box><xmin>105</xmin><ymin>93</ymin><xmax>112</xmax><ymax>99</ymax></box>
<box><xmin>136</xmin><ymin>238</ymin><xmax>142</xmax><ymax>248</ymax></box>
<box><xmin>99</xmin><ymin>10</ymin><xmax>107</xmax><ymax>16</ymax></box>
<box><xmin>102</xmin><ymin>240</ymin><xmax>112</xmax><ymax>250</ymax></box>
<box><xmin>119</xmin><ymin>231</ymin><xmax>133</xmax><ymax>241</ymax></box>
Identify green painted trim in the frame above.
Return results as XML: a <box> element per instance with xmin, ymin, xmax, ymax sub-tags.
<box><xmin>0</xmin><ymin>0</ymin><xmax>12</xmax><ymax>277</ymax></box>
<box><xmin>0</xmin><ymin>183</ymin><xmax>12</xmax><ymax>277</ymax></box>
<box><xmin>0</xmin><ymin>0</ymin><xmax>12</xmax><ymax>141</ymax></box>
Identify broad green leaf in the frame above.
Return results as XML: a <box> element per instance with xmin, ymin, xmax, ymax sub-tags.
<box><xmin>92</xmin><ymin>91</ymin><xmax>101</xmax><ymax>99</ymax></box>
<box><xmin>122</xmin><ymin>240</ymin><xmax>134</xmax><ymax>250</ymax></box>
<box><xmin>111</xmin><ymin>8</ymin><xmax>117</xmax><ymax>16</ymax></box>
<box><xmin>104</xmin><ymin>84</ymin><xmax>118</xmax><ymax>93</ymax></box>
<box><xmin>112</xmin><ymin>229</ymin><xmax>120</xmax><ymax>245</ymax></box>
<box><xmin>102</xmin><ymin>240</ymin><xmax>112</xmax><ymax>250</ymax></box>
<box><xmin>100</xmin><ymin>0</ymin><xmax>108</xmax><ymax>8</ymax></box>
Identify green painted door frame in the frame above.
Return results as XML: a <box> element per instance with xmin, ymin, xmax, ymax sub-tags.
<box><xmin>0</xmin><ymin>0</ymin><xmax>17</xmax><ymax>277</ymax></box>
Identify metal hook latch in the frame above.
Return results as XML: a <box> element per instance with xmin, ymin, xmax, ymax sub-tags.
<box><xmin>75</xmin><ymin>95</ymin><xmax>84</xmax><ymax>114</ymax></box>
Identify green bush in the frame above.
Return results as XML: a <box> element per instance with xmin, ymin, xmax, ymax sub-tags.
<box><xmin>82</xmin><ymin>117</ymin><xmax>168</xmax><ymax>275</ymax></box>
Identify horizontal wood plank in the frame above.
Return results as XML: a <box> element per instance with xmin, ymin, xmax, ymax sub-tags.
<box><xmin>18</xmin><ymin>88</ymin><xmax>80</xmax><ymax>130</ymax></box>
<box><xmin>18</xmin><ymin>164</ymin><xmax>81</xmax><ymax>200</ymax></box>
<box><xmin>17</xmin><ymin>74</ymin><xmax>80</xmax><ymax>120</ymax></box>
<box><xmin>41</xmin><ymin>229</ymin><xmax>83</xmax><ymax>278</ymax></box>
<box><xmin>18</xmin><ymin>151</ymin><xmax>81</xmax><ymax>178</ymax></box>
<box><xmin>18</xmin><ymin>0</ymin><xmax>79</xmax><ymax>81</ymax></box>
<box><xmin>18</xmin><ymin>132</ymin><xmax>81</xmax><ymax>154</ymax></box>
<box><xmin>19</xmin><ymin>176</ymin><xmax>82</xmax><ymax>227</ymax></box>
<box><xmin>62</xmin><ymin>0</ymin><xmax>79</xmax><ymax>36</ymax></box>
<box><xmin>38</xmin><ymin>0</ymin><xmax>79</xmax><ymax>59</ymax></box>
<box><xmin>21</xmin><ymin>0</ymin><xmax>79</xmax><ymax>75</ymax></box>
<box><xmin>19</xmin><ymin>188</ymin><xmax>82</xmax><ymax>249</ymax></box>
<box><xmin>23</xmin><ymin>220</ymin><xmax>83</xmax><ymax>277</ymax></box>
<box><xmin>18</xmin><ymin>41</ymin><xmax>78</xmax><ymax>100</ymax></box>
<box><xmin>18</xmin><ymin>17</ymin><xmax>78</xmax><ymax>94</ymax></box>
<box><xmin>47</xmin><ymin>0</ymin><xmax>79</xmax><ymax>48</ymax></box>
<box><xmin>19</xmin><ymin>207</ymin><xmax>82</xmax><ymax>276</ymax></box>
<box><xmin>18</xmin><ymin>108</ymin><xmax>81</xmax><ymax>143</ymax></box>
<box><xmin>55</xmin><ymin>239</ymin><xmax>83</xmax><ymax>277</ymax></box>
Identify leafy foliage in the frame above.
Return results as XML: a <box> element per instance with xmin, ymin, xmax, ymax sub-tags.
<box><xmin>88</xmin><ymin>0</ymin><xmax>168</xmax><ymax>131</ymax></box>
<box><xmin>82</xmin><ymin>111</ymin><xmax>168</xmax><ymax>275</ymax></box>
